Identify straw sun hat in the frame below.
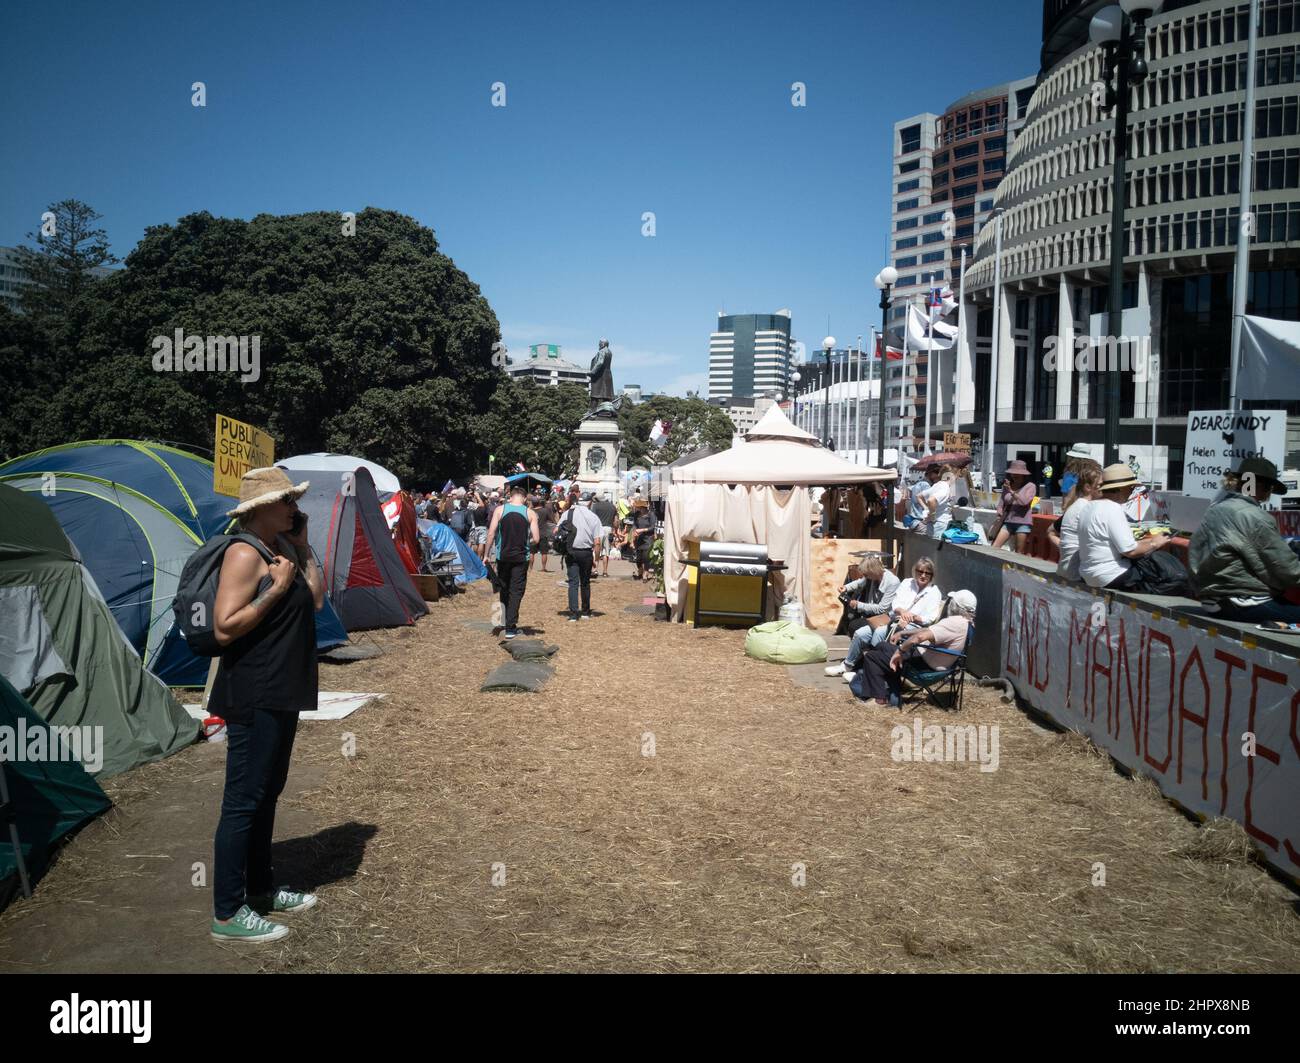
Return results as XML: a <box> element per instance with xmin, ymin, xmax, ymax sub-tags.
<box><xmin>225</xmin><ymin>466</ymin><xmax>310</xmax><ymax>518</ymax></box>
<box><xmin>1100</xmin><ymin>462</ymin><xmax>1140</xmax><ymax>493</ymax></box>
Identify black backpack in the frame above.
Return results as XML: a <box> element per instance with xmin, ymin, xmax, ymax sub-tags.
<box><xmin>552</xmin><ymin>510</ymin><xmax>577</xmax><ymax>556</ymax></box>
<box><xmin>172</xmin><ymin>533</ymin><xmax>277</xmax><ymax>656</ymax></box>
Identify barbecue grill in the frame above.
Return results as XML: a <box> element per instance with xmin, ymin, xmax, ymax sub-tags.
<box><xmin>686</xmin><ymin>541</ymin><xmax>787</xmax><ymax>628</ymax></box>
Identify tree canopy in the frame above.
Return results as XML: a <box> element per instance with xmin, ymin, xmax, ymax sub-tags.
<box><xmin>1</xmin><ymin>205</ymin><xmax>503</xmax><ymax>485</ymax></box>
<box><xmin>618</xmin><ymin>395</ymin><xmax>736</xmax><ymax>467</ymax></box>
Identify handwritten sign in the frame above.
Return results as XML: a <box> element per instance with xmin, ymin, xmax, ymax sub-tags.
<box><xmin>1182</xmin><ymin>410</ymin><xmax>1285</xmax><ymax>501</ymax></box>
<box><xmin>943</xmin><ymin>432</ymin><xmax>971</xmax><ymax>453</ymax></box>
<box><xmin>214</xmin><ymin>415</ymin><xmax>275</xmax><ymax>498</ymax></box>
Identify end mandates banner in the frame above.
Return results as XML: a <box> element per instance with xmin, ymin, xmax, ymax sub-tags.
<box><xmin>1001</xmin><ymin>568</ymin><xmax>1300</xmax><ymax>883</ymax></box>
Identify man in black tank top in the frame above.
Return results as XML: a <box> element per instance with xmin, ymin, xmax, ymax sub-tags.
<box><xmin>209</xmin><ymin>468</ymin><xmax>325</xmax><ymax>944</ymax></box>
<box><xmin>485</xmin><ymin>484</ymin><xmax>539</xmax><ymax>638</ymax></box>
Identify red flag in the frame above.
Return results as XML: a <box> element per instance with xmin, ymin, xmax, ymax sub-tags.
<box><xmin>875</xmin><ymin>336</ymin><xmax>903</xmax><ymax>361</ymax></box>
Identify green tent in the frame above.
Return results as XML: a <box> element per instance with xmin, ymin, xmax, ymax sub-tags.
<box><xmin>0</xmin><ymin>484</ymin><xmax>198</xmax><ymax>777</ymax></box>
<box><xmin>1</xmin><ymin>674</ymin><xmax>111</xmax><ymax>904</ymax></box>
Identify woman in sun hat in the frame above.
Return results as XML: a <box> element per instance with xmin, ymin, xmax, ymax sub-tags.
<box><xmin>990</xmin><ymin>459</ymin><xmax>1037</xmax><ymax>553</ymax></box>
<box><xmin>1075</xmin><ymin>462</ymin><xmax>1178</xmax><ymax>592</ymax></box>
<box><xmin>209</xmin><ymin>467</ymin><xmax>324</xmax><ymax>944</ymax></box>
<box><xmin>1190</xmin><ymin>457</ymin><xmax>1300</xmax><ymax>623</ymax></box>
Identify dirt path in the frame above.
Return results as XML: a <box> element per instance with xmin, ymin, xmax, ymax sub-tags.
<box><xmin>3</xmin><ymin>558</ymin><xmax>1298</xmax><ymax>973</ymax></box>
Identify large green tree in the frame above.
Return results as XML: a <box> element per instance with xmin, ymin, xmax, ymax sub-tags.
<box><xmin>618</xmin><ymin>395</ymin><xmax>735</xmax><ymax>467</ymax></box>
<box><xmin>0</xmin><ymin>207</ymin><xmax>503</xmax><ymax>484</ymax></box>
<box><xmin>478</xmin><ymin>378</ymin><xmax>590</xmax><ymax>477</ymax></box>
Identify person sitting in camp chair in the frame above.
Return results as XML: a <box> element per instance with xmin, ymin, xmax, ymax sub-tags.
<box><xmin>846</xmin><ymin>589</ymin><xmax>976</xmax><ymax>708</ymax></box>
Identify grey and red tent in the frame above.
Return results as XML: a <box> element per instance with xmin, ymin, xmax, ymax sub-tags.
<box><xmin>297</xmin><ymin>465</ymin><xmax>428</xmax><ymax>630</ymax></box>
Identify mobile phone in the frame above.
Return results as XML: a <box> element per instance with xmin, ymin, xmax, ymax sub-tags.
<box><xmin>290</xmin><ymin>511</ymin><xmax>306</xmax><ymax>536</ymax></box>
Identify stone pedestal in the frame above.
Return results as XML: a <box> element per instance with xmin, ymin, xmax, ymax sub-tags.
<box><xmin>575</xmin><ymin>418</ymin><xmax>622</xmax><ymax>496</ymax></box>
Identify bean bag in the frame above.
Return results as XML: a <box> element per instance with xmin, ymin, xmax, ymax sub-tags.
<box><xmin>744</xmin><ymin>620</ymin><xmax>828</xmax><ymax>665</ymax></box>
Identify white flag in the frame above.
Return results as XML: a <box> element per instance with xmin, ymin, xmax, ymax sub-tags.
<box><xmin>907</xmin><ymin>304</ymin><xmax>956</xmax><ymax>350</ymax></box>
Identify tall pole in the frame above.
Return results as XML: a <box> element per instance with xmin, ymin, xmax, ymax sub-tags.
<box><xmin>854</xmin><ymin>336</ymin><xmax>862</xmax><ymax>461</ymax></box>
<box><xmin>984</xmin><ymin>212</ymin><xmax>1004</xmax><ymax>498</ymax></box>
<box><xmin>823</xmin><ymin>346</ymin><xmax>831</xmax><ymax>447</ymax></box>
<box><xmin>955</xmin><ymin>247</ymin><xmax>967</xmax><ymax>431</ymax></box>
<box><xmin>1104</xmin><ymin>17</ymin><xmax>1134</xmax><ymax>466</ymax></box>
<box><xmin>924</xmin><ymin>281</ymin><xmax>935</xmax><ymax>455</ymax></box>
<box><xmin>900</xmin><ymin>302</ymin><xmax>910</xmax><ymax>453</ymax></box>
<box><xmin>877</xmin><ymin>285</ymin><xmax>893</xmax><ymax>561</ymax></box>
<box><xmin>1229</xmin><ymin>0</ymin><xmax>1261</xmax><ymax>412</ymax></box>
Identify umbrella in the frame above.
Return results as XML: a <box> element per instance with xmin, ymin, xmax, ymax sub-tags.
<box><xmin>505</xmin><ymin>471</ymin><xmax>553</xmax><ymax>491</ymax></box>
<box><xmin>913</xmin><ymin>451</ymin><xmax>973</xmax><ymax>470</ymax></box>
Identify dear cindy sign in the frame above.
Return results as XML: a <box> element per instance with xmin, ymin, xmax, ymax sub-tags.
<box><xmin>1001</xmin><ymin>568</ymin><xmax>1300</xmax><ymax>881</ymax></box>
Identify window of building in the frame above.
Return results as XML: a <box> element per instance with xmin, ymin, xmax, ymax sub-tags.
<box><xmin>954</xmin><ymin>203</ymin><xmax>975</xmax><ymax>219</ymax></box>
<box><xmin>956</xmin><ymin>223</ymin><xmax>974</xmax><ymax>239</ymax></box>
<box><xmin>934</xmin><ymin>151</ymin><xmax>950</xmax><ymax>166</ymax></box>
<box><xmin>899</xmin><ymin>158</ymin><xmax>921</xmax><ymax>173</ymax></box>
<box><xmin>921</xmin><ymin>231</ymin><xmax>945</xmax><ymax>244</ymax></box>
<box><xmin>1032</xmin><ymin>293</ymin><xmax>1058</xmax><ymax>420</ymax></box>
<box><xmin>1015</xmin><ymin>87</ymin><xmax>1033</xmax><ymax>120</ymax></box>
<box><xmin>932</xmin><ymin>171</ymin><xmax>950</xmax><ymax>187</ymax></box>
<box><xmin>895</xmin><ymin>236</ymin><xmax>918</xmax><ymax>249</ymax></box>
<box><xmin>955</xmin><ymin>142</ymin><xmax>980</xmax><ymax>160</ymax></box>
<box><xmin>898</xmin><ymin>178</ymin><xmax>921</xmax><ymax>193</ymax></box>
<box><xmin>985</xmin><ymin>136</ymin><xmax>1006</xmax><ymax>153</ymax></box>
<box><xmin>900</xmin><ymin>124</ymin><xmax>922</xmax><ymax>154</ymax></box>
<box><xmin>897</xmin><ymin>275</ymin><xmax>917</xmax><ymax>286</ymax></box>
<box><xmin>921</xmin><ymin>250</ymin><xmax>945</xmax><ymax>263</ymax></box>
<box><xmin>983</xmin><ymin>157</ymin><xmax>1004</xmax><ymax>174</ymax></box>
<box><xmin>954</xmin><ymin>182</ymin><xmax>977</xmax><ymax>200</ymax></box>
<box><xmin>923</xmin><ymin>210</ymin><xmax>947</xmax><ymax>225</ymax></box>
<box><xmin>969</xmin><ymin>106</ymin><xmax>983</xmax><ymax>122</ymax></box>
<box><xmin>983</xmin><ymin>179</ymin><xmax>1001</xmax><ymax>191</ymax></box>
<box><xmin>895</xmin><ymin>255</ymin><xmax>918</xmax><ymax>267</ymax></box>
<box><xmin>954</xmin><ymin>162</ymin><xmax>979</xmax><ymax>180</ymax></box>
<box><xmin>897</xmin><ymin>197</ymin><xmax>920</xmax><ymax>211</ymax></box>
<box><xmin>979</xmin><ymin>199</ymin><xmax>994</xmax><ymax>212</ymax></box>
<box><xmin>896</xmin><ymin>217</ymin><xmax>919</xmax><ymax>231</ymax></box>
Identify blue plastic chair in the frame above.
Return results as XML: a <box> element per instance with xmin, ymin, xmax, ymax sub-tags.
<box><xmin>899</xmin><ymin>623</ymin><xmax>974</xmax><ymax>712</ymax></box>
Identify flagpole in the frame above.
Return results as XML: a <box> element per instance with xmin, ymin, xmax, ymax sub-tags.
<box><xmin>955</xmin><ymin>247</ymin><xmax>967</xmax><ymax>432</ymax></box>
<box><xmin>854</xmin><ymin>336</ymin><xmax>862</xmax><ymax>463</ymax></box>
<box><xmin>925</xmin><ymin>284</ymin><xmax>934</xmax><ymax>455</ymax></box>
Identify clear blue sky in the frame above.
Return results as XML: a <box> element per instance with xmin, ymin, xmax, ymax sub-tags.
<box><xmin>1</xmin><ymin>0</ymin><xmax>1041</xmax><ymax>396</ymax></box>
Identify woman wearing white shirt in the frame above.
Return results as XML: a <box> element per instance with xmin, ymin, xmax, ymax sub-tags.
<box><xmin>916</xmin><ymin>463</ymin><xmax>954</xmax><ymax>540</ymax></box>
<box><xmin>1050</xmin><ymin>462</ymin><xmax>1102</xmax><ymax>581</ymax></box>
<box><xmin>827</xmin><ymin>557</ymin><xmax>942</xmax><ymax>676</ymax></box>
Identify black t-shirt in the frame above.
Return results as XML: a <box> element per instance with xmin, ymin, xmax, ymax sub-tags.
<box><xmin>473</xmin><ymin>504</ymin><xmax>489</xmax><ymax>528</ymax></box>
<box><xmin>633</xmin><ymin>510</ymin><xmax>655</xmax><ymax>553</ymax></box>
<box><xmin>210</xmin><ymin>566</ymin><xmax>317</xmax><ymax>721</ymax></box>
<box><xmin>592</xmin><ymin>499</ymin><xmax>617</xmax><ymax>526</ymax></box>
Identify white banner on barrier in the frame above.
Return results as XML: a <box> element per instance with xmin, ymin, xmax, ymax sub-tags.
<box><xmin>1000</xmin><ymin>568</ymin><xmax>1300</xmax><ymax>882</ymax></box>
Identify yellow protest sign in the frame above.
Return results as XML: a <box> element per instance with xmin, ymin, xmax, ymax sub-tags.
<box><xmin>214</xmin><ymin>415</ymin><xmax>276</xmax><ymax>498</ymax></box>
<box><xmin>943</xmin><ymin>432</ymin><xmax>972</xmax><ymax>453</ymax></box>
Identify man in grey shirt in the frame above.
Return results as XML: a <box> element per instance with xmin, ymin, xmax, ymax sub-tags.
<box><xmin>559</xmin><ymin>497</ymin><xmax>604</xmax><ymax>621</ymax></box>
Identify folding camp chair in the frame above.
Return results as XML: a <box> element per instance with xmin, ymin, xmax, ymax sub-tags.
<box><xmin>899</xmin><ymin>624</ymin><xmax>973</xmax><ymax>712</ymax></box>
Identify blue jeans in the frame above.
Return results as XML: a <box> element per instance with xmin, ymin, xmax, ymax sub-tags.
<box><xmin>213</xmin><ymin>708</ymin><xmax>299</xmax><ymax>919</ymax></box>
<box><xmin>845</xmin><ymin>621</ymin><xmax>891</xmax><ymax>668</ymax></box>
<box><xmin>1215</xmin><ymin>598</ymin><xmax>1300</xmax><ymax>624</ymax></box>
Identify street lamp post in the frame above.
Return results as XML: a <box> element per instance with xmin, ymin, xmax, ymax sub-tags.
<box><xmin>983</xmin><ymin>207</ymin><xmax>1005</xmax><ymax>499</ymax></box>
<box><xmin>873</xmin><ymin>267</ymin><xmax>898</xmax><ymax>561</ymax></box>
<box><xmin>1091</xmin><ymin>1</ymin><xmax>1163</xmax><ymax>465</ymax></box>
<box><xmin>822</xmin><ymin>335</ymin><xmax>836</xmax><ymax>449</ymax></box>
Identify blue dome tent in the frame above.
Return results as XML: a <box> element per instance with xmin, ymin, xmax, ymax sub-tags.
<box><xmin>0</xmin><ymin>440</ymin><xmax>348</xmax><ymax>685</ymax></box>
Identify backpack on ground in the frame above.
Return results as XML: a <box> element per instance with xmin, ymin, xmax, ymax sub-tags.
<box><xmin>171</xmin><ymin>533</ymin><xmax>277</xmax><ymax>656</ymax></box>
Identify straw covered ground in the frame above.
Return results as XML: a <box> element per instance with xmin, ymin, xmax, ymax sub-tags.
<box><xmin>4</xmin><ymin>558</ymin><xmax>1300</xmax><ymax>972</ymax></box>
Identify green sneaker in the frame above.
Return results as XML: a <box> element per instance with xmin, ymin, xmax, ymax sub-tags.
<box><xmin>248</xmin><ymin>887</ymin><xmax>318</xmax><ymax>915</ymax></box>
<box><xmin>210</xmin><ymin>905</ymin><xmax>289</xmax><ymax>943</ymax></box>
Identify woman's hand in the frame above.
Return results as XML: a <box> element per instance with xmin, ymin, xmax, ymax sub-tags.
<box><xmin>268</xmin><ymin>554</ymin><xmax>297</xmax><ymax>596</ymax></box>
<box><xmin>285</xmin><ymin>511</ymin><xmax>309</xmax><ymax>550</ymax></box>
<box><xmin>889</xmin><ymin>651</ymin><xmax>902</xmax><ymax>671</ymax></box>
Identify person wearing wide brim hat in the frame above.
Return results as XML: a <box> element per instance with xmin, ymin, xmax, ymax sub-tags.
<box><xmin>1189</xmin><ymin>457</ymin><xmax>1300</xmax><ymax>624</ymax></box>
<box><xmin>209</xmin><ymin>466</ymin><xmax>324</xmax><ymax>945</ymax></box>
<box><xmin>991</xmin><ymin>459</ymin><xmax>1038</xmax><ymax>552</ymax></box>
<box><xmin>1073</xmin><ymin>463</ymin><xmax>1175</xmax><ymax>592</ymax></box>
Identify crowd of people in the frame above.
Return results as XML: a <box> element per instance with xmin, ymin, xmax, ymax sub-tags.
<box><xmin>409</xmin><ymin>480</ymin><xmax>660</xmax><ymax>638</ymax></box>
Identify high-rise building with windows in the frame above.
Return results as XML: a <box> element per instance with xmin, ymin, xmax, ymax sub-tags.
<box><xmin>939</xmin><ymin>0</ymin><xmax>1300</xmax><ymax>488</ymax></box>
<box><xmin>887</xmin><ymin>79</ymin><xmax>1033</xmax><ymax>449</ymax></box>
<box><xmin>707</xmin><ymin>310</ymin><xmax>795</xmax><ymax>401</ymax></box>
<box><xmin>0</xmin><ymin>246</ymin><xmax>117</xmax><ymax>313</ymax></box>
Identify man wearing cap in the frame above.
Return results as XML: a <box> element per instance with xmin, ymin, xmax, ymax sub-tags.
<box><xmin>557</xmin><ymin>493</ymin><xmax>603</xmax><ymax>621</ymax></box>
<box><xmin>1190</xmin><ymin>457</ymin><xmax>1300</xmax><ymax>623</ymax></box>
<box><xmin>1076</xmin><ymin>463</ymin><xmax>1173</xmax><ymax>591</ymax></box>
<box><xmin>209</xmin><ymin>468</ymin><xmax>324</xmax><ymax>943</ymax></box>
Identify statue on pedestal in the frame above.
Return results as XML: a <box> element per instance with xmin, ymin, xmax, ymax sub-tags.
<box><xmin>583</xmin><ymin>338</ymin><xmax>620</xmax><ymax>421</ymax></box>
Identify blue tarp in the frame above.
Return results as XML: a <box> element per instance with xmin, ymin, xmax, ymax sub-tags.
<box><xmin>419</xmin><ymin>519</ymin><xmax>486</xmax><ymax>584</ymax></box>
